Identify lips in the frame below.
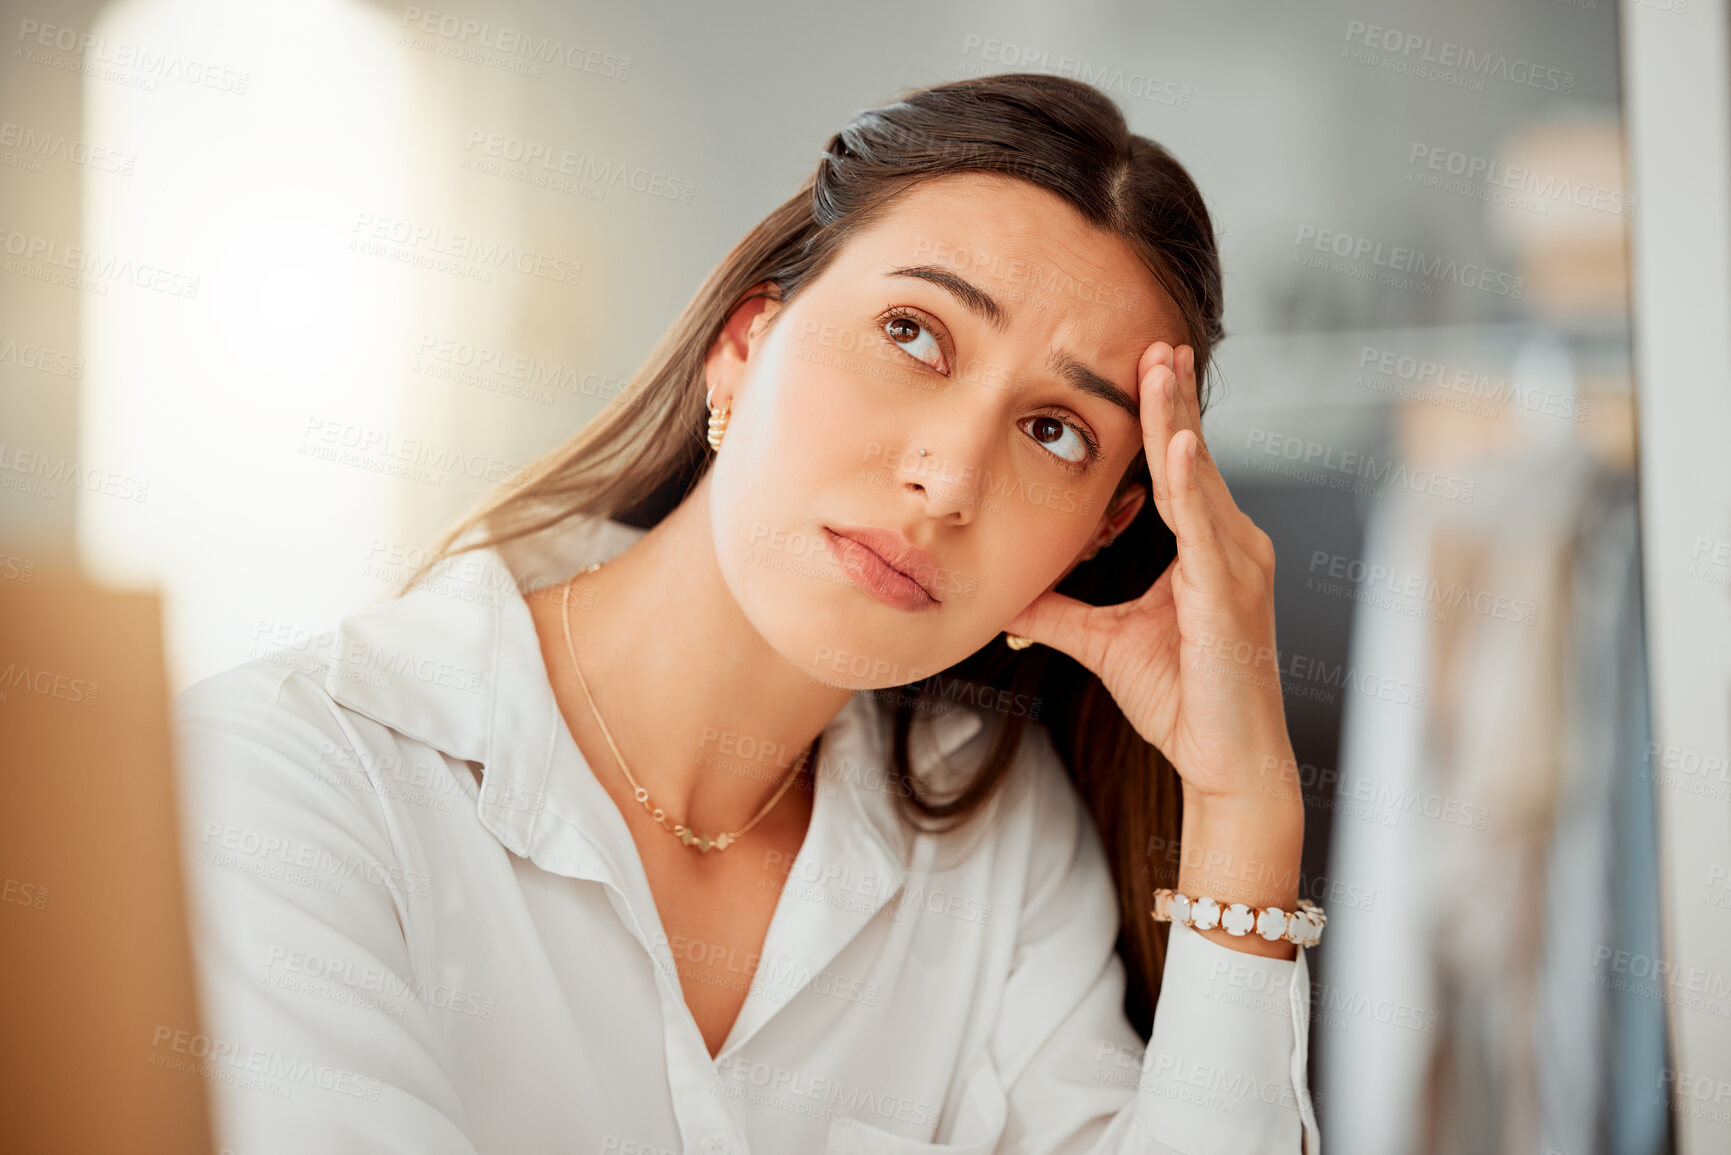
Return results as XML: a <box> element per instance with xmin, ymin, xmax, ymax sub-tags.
<box><xmin>823</xmin><ymin>525</ymin><xmax>943</xmax><ymax>612</ymax></box>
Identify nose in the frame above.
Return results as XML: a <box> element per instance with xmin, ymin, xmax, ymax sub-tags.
<box><xmin>898</xmin><ymin>418</ymin><xmax>994</xmax><ymax>525</ymax></box>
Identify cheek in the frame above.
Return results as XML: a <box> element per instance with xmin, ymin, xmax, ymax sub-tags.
<box><xmin>744</xmin><ymin>351</ymin><xmax>883</xmax><ymax>484</ymax></box>
<box><xmin>968</xmin><ymin>505</ymin><xmax>1096</xmax><ymax>615</ymax></box>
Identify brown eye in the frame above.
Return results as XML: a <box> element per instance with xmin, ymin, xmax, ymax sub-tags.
<box><xmin>1019</xmin><ymin>415</ymin><xmax>1091</xmax><ymax>465</ymax></box>
<box><xmin>881</xmin><ymin>312</ymin><xmax>946</xmax><ymax>372</ymax></box>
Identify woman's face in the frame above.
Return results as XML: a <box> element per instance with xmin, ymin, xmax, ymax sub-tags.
<box><xmin>707</xmin><ymin>171</ymin><xmax>1187</xmax><ymax>690</ymax></box>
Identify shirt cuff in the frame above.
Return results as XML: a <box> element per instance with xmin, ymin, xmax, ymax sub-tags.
<box><xmin>1132</xmin><ymin>919</ymin><xmax>1320</xmax><ymax>1154</ymax></box>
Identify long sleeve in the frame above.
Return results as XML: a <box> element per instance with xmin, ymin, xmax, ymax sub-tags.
<box><xmin>172</xmin><ymin>664</ymin><xmax>485</xmax><ymax>1155</ymax></box>
<box><xmin>987</xmin><ymin>748</ymin><xmax>1321</xmax><ymax>1155</ymax></box>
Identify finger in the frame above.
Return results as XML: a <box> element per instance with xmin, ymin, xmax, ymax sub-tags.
<box><xmin>1136</xmin><ymin>341</ymin><xmax>1182</xmax><ymax>532</ymax></box>
<box><xmin>1004</xmin><ymin>588</ymin><xmax>1107</xmax><ymax>671</ymax></box>
<box><xmin>1166</xmin><ymin>345</ymin><xmax>1275</xmax><ymax>566</ymax></box>
<box><xmin>1164</xmin><ymin>426</ymin><xmax>1233</xmax><ymax>592</ymax></box>
<box><xmin>1139</xmin><ymin>342</ymin><xmax>1240</xmax><ymax>557</ymax></box>
<box><xmin>1167</xmin><ymin>344</ymin><xmax>1244</xmax><ymax>521</ymax></box>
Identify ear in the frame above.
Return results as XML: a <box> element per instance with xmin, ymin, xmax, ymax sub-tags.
<box><xmin>1096</xmin><ymin>483</ymin><xmax>1146</xmax><ymax>547</ymax></box>
<box><xmin>703</xmin><ymin>283</ymin><xmax>783</xmax><ymax>408</ymax></box>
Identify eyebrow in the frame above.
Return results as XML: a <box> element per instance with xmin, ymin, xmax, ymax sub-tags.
<box><xmin>1046</xmin><ymin>350</ymin><xmax>1140</xmax><ymax>423</ymax></box>
<box><xmin>884</xmin><ymin>264</ymin><xmax>1141</xmax><ymax>422</ymax></box>
<box><xmin>885</xmin><ymin>265</ymin><xmax>1010</xmax><ymax>332</ymax></box>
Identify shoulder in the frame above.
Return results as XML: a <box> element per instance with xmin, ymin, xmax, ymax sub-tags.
<box><xmin>174</xmin><ymin>653</ymin><xmax>399</xmax><ymax>779</ymax></box>
<box><xmin>174</xmin><ymin>656</ymin><xmax>352</xmax><ymax>777</ymax></box>
<box><xmin>171</xmin><ymin>655</ymin><xmax>420</xmax><ymax>848</ymax></box>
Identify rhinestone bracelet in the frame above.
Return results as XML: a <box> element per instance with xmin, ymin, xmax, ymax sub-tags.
<box><xmin>1151</xmin><ymin>887</ymin><xmax>1326</xmax><ymax>948</ymax></box>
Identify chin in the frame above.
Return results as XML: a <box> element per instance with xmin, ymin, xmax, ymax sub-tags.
<box><xmin>747</xmin><ymin>597</ymin><xmax>939</xmax><ymax>695</ymax></box>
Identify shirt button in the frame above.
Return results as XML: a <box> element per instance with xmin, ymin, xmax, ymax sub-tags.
<box><xmin>701</xmin><ymin>1133</ymin><xmax>733</xmax><ymax>1155</ymax></box>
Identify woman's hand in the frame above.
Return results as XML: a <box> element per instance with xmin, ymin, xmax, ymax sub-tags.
<box><xmin>1005</xmin><ymin>340</ymin><xmax>1304</xmax><ymax>955</ymax></box>
<box><xmin>1003</xmin><ymin>341</ymin><xmax>1296</xmax><ymax>806</ymax></box>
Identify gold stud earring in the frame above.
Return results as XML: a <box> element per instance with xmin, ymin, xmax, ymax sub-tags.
<box><xmin>705</xmin><ymin>386</ymin><xmax>731</xmax><ymax>453</ymax></box>
<box><xmin>1004</xmin><ymin>633</ymin><xmax>1034</xmax><ymax>650</ymax></box>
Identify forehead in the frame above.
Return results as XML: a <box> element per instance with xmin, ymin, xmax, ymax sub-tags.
<box><xmin>829</xmin><ymin>172</ymin><xmax>1185</xmax><ymax>353</ymax></box>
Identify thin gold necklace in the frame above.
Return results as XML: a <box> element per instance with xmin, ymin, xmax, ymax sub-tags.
<box><xmin>559</xmin><ymin>560</ymin><xmax>817</xmax><ymax>853</ymax></box>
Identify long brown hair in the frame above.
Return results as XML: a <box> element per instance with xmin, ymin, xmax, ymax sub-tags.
<box><xmin>403</xmin><ymin>72</ymin><xmax>1222</xmax><ymax>1040</ymax></box>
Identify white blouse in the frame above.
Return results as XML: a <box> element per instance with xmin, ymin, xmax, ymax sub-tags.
<box><xmin>171</xmin><ymin>515</ymin><xmax>1322</xmax><ymax>1155</ymax></box>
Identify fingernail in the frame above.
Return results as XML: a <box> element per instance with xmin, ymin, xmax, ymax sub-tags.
<box><xmin>1186</xmin><ymin>437</ymin><xmax>1197</xmax><ymax>462</ymax></box>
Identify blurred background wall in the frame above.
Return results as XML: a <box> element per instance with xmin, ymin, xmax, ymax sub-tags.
<box><xmin>0</xmin><ymin>0</ymin><xmax>1725</xmax><ymax>1150</ymax></box>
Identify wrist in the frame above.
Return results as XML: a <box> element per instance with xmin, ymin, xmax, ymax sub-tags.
<box><xmin>1178</xmin><ymin>794</ymin><xmax>1304</xmax><ymax>894</ymax></box>
<box><xmin>1171</xmin><ymin>780</ymin><xmax>1305</xmax><ymax>961</ymax></box>
<box><xmin>1180</xmin><ymin>768</ymin><xmax>1306</xmax><ymax>831</ymax></box>
<box><xmin>1175</xmin><ymin>740</ymin><xmax>1305</xmax><ymax>811</ymax></box>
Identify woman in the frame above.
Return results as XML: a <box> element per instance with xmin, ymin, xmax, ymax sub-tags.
<box><xmin>175</xmin><ymin>73</ymin><xmax>1322</xmax><ymax>1153</ymax></box>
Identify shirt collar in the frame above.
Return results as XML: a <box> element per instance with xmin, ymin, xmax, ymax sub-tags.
<box><xmin>318</xmin><ymin>513</ymin><xmax>988</xmax><ymax>870</ymax></box>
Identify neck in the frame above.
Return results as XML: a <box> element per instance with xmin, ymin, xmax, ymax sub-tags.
<box><xmin>531</xmin><ymin>472</ymin><xmax>857</xmax><ymax>839</ymax></box>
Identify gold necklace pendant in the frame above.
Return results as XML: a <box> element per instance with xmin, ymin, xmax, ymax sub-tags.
<box><xmin>560</xmin><ymin>561</ymin><xmax>813</xmax><ymax>854</ymax></box>
<box><xmin>675</xmin><ymin>826</ymin><xmax>731</xmax><ymax>853</ymax></box>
